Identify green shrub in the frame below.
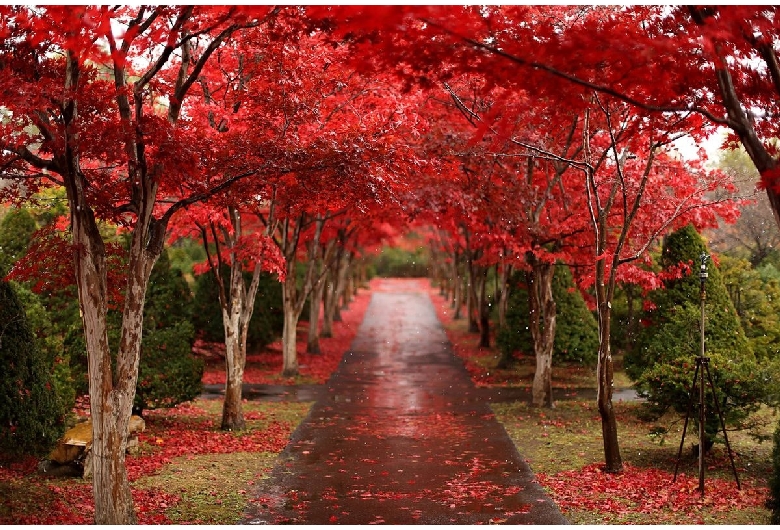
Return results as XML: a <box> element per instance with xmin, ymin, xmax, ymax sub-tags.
<box><xmin>371</xmin><ymin>246</ymin><xmax>430</xmax><ymax>277</ymax></box>
<box><xmin>66</xmin><ymin>249</ymin><xmax>204</xmax><ymax>415</ymax></box>
<box><xmin>12</xmin><ymin>283</ymin><xmax>75</xmax><ymax>416</ymax></box>
<box><xmin>0</xmin><ymin>207</ymin><xmax>37</xmax><ymax>277</ymax></box>
<box><xmin>0</xmin><ymin>281</ymin><xmax>68</xmax><ymax>458</ymax></box>
<box><xmin>136</xmin><ymin>321</ymin><xmax>202</xmax><ymax>412</ymax></box>
<box><xmin>496</xmin><ymin>263</ymin><xmax>599</xmax><ymax>367</ymax></box>
<box><xmin>719</xmin><ymin>255</ymin><xmax>780</xmax><ymax>361</ymax></box>
<box><xmin>627</xmin><ymin>225</ymin><xmax>763</xmax><ymax>447</ymax></box>
<box><xmin>191</xmin><ymin>265</ymin><xmax>284</xmax><ymax>349</ymax></box>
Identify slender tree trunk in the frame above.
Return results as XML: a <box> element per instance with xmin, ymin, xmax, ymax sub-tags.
<box><xmin>331</xmin><ymin>253</ymin><xmax>349</xmax><ymax>323</ymax></box>
<box><xmin>220</xmin><ymin>261</ymin><xmax>247</xmax><ymax>430</ymax></box>
<box><xmin>498</xmin><ymin>260</ymin><xmax>511</xmax><ymax>330</ymax></box>
<box><xmin>307</xmin><ymin>262</ymin><xmax>324</xmax><ymax>355</ymax></box>
<box><xmin>477</xmin><ymin>266</ymin><xmax>490</xmax><ymax>348</ymax></box>
<box><xmin>282</xmin><ymin>289</ymin><xmax>299</xmax><ymax>377</ymax></box>
<box><xmin>321</xmin><ymin>272</ymin><xmax>335</xmax><ymax>338</ymax></box>
<box><xmin>221</xmin><ymin>318</ymin><xmax>245</xmax><ymax>430</ymax></box>
<box><xmin>341</xmin><ymin>254</ymin><xmax>353</xmax><ymax>309</ymax></box>
<box><xmin>527</xmin><ymin>256</ymin><xmax>556</xmax><ymax>408</ymax></box>
<box><xmin>452</xmin><ymin>253</ymin><xmax>462</xmax><ymax>319</ymax></box>
<box><xmin>466</xmin><ymin>254</ymin><xmax>479</xmax><ymax>333</ymax></box>
<box><xmin>596</xmin><ymin>277</ymin><xmax>622</xmax><ymax>472</ymax></box>
<box><xmin>278</xmin><ymin>214</ymin><xmax>323</xmax><ymax>377</ymax></box>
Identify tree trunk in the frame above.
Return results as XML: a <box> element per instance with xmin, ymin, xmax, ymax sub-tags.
<box><xmin>466</xmin><ymin>255</ymin><xmax>479</xmax><ymax>333</ymax></box>
<box><xmin>220</xmin><ymin>263</ymin><xmax>247</xmax><ymax>431</ymax></box>
<box><xmin>527</xmin><ymin>256</ymin><xmax>556</xmax><ymax>408</ymax></box>
<box><xmin>497</xmin><ymin>260</ymin><xmax>511</xmax><ymax>330</ymax></box>
<box><xmin>81</xmin><ymin>235</ymin><xmax>140</xmax><ymax>525</ymax></box>
<box><xmin>341</xmin><ymin>254</ymin><xmax>353</xmax><ymax>309</ymax></box>
<box><xmin>307</xmin><ymin>263</ymin><xmax>324</xmax><ymax>355</ymax></box>
<box><xmin>62</xmin><ymin>51</ymin><xmax>149</xmax><ymax>524</ymax></box>
<box><xmin>322</xmin><ymin>250</ymin><xmax>344</xmax><ymax>337</ymax></box>
<box><xmin>321</xmin><ymin>273</ymin><xmax>335</xmax><ymax>338</ymax></box>
<box><xmin>278</xmin><ymin>214</ymin><xmax>324</xmax><ymax>377</ymax></box>
<box><xmin>282</xmin><ymin>279</ymin><xmax>300</xmax><ymax>377</ymax></box>
<box><xmin>477</xmin><ymin>266</ymin><xmax>490</xmax><ymax>348</ymax></box>
<box><xmin>596</xmin><ymin>296</ymin><xmax>623</xmax><ymax>472</ymax></box>
<box><xmin>331</xmin><ymin>253</ymin><xmax>349</xmax><ymax>323</ymax></box>
<box><xmin>593</xmin><ymin>205</ymin><xmax>624</xmax><ymax>472</ymax></box>
<box><xmin>452</xmin><ymin>253</ymin><xmax>462</xmax><ymax>319</ymax></box>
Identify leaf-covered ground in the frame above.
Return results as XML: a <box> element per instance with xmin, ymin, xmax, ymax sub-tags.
<box><xmin>0</xmin><ymin>287</ymin><xmax>372</xmax><ymax>525</ymax></box>
<box><xmin>0</xmin><ymin>400</ymin><xmax>311</xmax><ymax>524</ymax></box>
<box><xmin>428</xmin><ymin>285</ymin><xmax>773</xmax><ymax>524</ymax></box>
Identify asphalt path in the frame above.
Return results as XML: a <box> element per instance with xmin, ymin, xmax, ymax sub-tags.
<box><xmin>242</xmin><ymin>283</ymin><xmax>569</xmax><ymax>524</ymax></box>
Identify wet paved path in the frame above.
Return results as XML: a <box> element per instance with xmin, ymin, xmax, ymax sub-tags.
<box><xmin>243</xmin><ymin>282</ymin><xmax>568</xmax><ymax>524</ymax></box>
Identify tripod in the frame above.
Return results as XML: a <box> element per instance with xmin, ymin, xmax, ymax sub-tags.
<box><xmin>672</xmin><ymin>253</ymin><xmax>740</xmax><ymax>496</ymax></box>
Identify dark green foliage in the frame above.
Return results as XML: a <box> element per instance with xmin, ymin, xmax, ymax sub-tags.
<box><xmin>12</xmin><ymin>283</ymin><xmax>75</xmax><ymax>417</ymax></box>
<box><xmin>627</xmin><ymin>225</ymin><xmax>763</xmax><ymax>445</ymax></box>
<box><xmin>191</xmin><ymin>266</ymin><xmax>284</xmax><ymax>349</ymax></box>
<box><xmin>0</xmin><ymin>208</ymin><xmax>37</xmax><ymax>276</ymax></box>
<box><xmin>167</xmin><ymin>237</ymin><xmax>207</xmax><ymax>278</ymax></box>
<box><xmin>496</xmin><ymin>264</ymin><xmax>599</xmax><ymax>367</ymax></box>
<box><xmin>66</xmin><ymin>249</ymin><xmax>204</xmax><ymax>414</ymax></box>
<box><xmin>145</xmin><ymin>250</ymin><xmax>194</xmax><ymax>330</ymax></box>
<box><xmin>609</xmin><ymin>283</ymin><xmax>643</xmax><ymax>354</ymax></box>
<box><xmin>0</xmin><ymin>281</ymin><xmax>67</xmax><ymax>458</ymax></box>
<box><xmin>371</xmin><ymin>246</ymin><xmax>430</xmax><ymax>278</ymax></box>
<box><xmin>134</xmin><ymin>251</ymin><xmax>202</xmax><ymax>414</ymax></box>
<box><xmin>770</xmin><ymin>418</ymin><xmax>780</xmax><ymax>524</ymax></box>
<box><xmin>136</xmin><ymin>321</ymin><xmax>202</xmax><ymax>413</ymax></box>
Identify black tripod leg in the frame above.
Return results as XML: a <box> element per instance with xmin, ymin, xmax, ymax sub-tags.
<box><xmin>673</xmin><ymin>361</ymin><xmax>700</xmax><ymax>482</ymax></box>
<box><xmin>702</xmin><ymin>362</ymin><xmax>741</xmax><ymax>490</ymax></box>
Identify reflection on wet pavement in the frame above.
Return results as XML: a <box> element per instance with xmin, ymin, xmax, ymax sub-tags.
<box><xmin>242</xmin><ymin>282</ymin><xmax>569</xmax><ymax>524</ymax></box>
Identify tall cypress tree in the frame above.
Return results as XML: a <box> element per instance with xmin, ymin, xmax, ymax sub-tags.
<box><xmin>0</xmin><ymin>280</ymin><xmax>67</xmax><ymax>458</ymax></box>
<box><xmin>627</xmin><ymin>224</ymin><xmax>763</xmax><ymax>449</ymax></box>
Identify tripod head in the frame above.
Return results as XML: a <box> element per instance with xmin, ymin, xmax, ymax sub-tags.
<box><xmin>699</xmin><ymin>253</ymin><xmax>709</xmax><ymax>287</ymax></box>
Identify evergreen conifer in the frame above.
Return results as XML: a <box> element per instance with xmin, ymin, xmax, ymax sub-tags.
<box><xmin>627</xmin><ymin>225</ymin><xmax>763</xmax><ymax>448</ymax></box>
<box><xmin>0</xmin><ymin>281</ymin><xmax>67</xmax><ymax>458</ymax></box>
<box><xmin>496</xmin><ymin>263</ymin><xmax>598</xmax><ymax>367</ymax></box>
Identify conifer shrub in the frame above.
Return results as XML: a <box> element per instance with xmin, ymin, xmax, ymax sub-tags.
<box><xmin>496</xmin><ymin>263</ymin><xmax>599</xmax><ymax>367</ymax></box>
<box><xmin>0</xmin><ymin>208</ymin><xmax>76</xmax><ymax>420</ymax></box>
<box><xmin>191</xmin><ymin>266</ymin><xmax>284</xmax><ymax>349</ymax></box>
<box><xmin>626</xmin><ymin>225</ymin><xmax>764</xmax><ymax>447</ymax></box>
<box><xmin>134</xmin><ymin>251</ymin><xmax>202</xmax><ymax>414</ymax></box>
<box><xmin>0</xmin><ymin>281</ymin><xmax>68</xmax><ymax>458</ymax></box>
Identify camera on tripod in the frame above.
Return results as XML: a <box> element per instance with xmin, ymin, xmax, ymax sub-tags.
<box><xmin>673</xmin><ymin>252</ymin><xmax>740</xmax><ymax>496</ymax></box>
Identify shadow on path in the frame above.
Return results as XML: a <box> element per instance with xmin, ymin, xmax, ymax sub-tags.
<box><xmin>242</xmin><ymin>282</ymin><xmax>569</xmax><ymax>524</ymax></box>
